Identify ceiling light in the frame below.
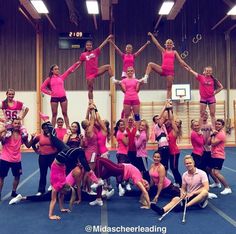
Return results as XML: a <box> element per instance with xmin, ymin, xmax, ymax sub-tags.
<box><xmin>159</xmin><ymin>1</ymin><xmax>174</xmax><ymax>15</ymax></box>
<box><xmin>86</xmin><ymin>0</ymin><xmax>99</xmax><ymax>14</ymax></box>
<box><xmin>30</xmin><ymin>0</ymin><xmax>49</xmax><ymax>14</ymax></box>
<box><xmin>227</xmin><ymin>5</ymin><xmax>236</xmax><ymax>15</ymax></box>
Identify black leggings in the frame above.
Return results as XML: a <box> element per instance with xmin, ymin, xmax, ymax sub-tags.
<box><xmin>169</xmin><ymin>153</ymin><xmax>182</xmax><ymax>186</ymax></box>
<box><xmin>45</xmin><ymin>122</ymin><xmax>91</xmax><ymax>172</ymax></box>
<box><xmin>96</xmin><ymin>157</ymin><xmax>124</xmax><ymax>182</ymax></box>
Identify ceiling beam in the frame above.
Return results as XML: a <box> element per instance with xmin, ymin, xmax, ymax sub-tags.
<box><xmin>167</xmin><ymin>0</ymin><xmax>186</xmax><ymax>20</ymax></box>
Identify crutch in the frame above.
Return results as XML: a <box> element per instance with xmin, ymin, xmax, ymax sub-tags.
<box><xmin>181</xmin><ymin>197</ymin><xmax>188</xmax><ymax>223</ymax></box>
<box><xmin>158</xmin><ymin>196</ymin><xmax>185</xmax><ymax>221</ymax></box>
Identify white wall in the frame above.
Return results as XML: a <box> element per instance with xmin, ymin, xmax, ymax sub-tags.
<box><xmin>0</xmin><ymin>89</ymin><xmax>235</xmax><ymax>144</ymax></box>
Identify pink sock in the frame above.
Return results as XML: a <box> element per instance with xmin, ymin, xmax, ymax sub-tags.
<box><xmin>88</xmin><ymin>171</ymin><xmax>98</xmax><ymax>183</ymax></box>
<box><xmin>39</xmin><ymin>112</ymin><xmax>50</xmax><ymax>122</ymax></box>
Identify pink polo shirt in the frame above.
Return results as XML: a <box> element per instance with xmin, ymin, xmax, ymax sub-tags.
<box><xmin>55</xmin><ymin>128</ymin><xmax>67</xmax><ymax>141</ymax></box>
<box><xmin>211</xmin><ymin>130</ymin><xmax>226</xmax><ymax>159</ymax></box>
<box><xmin>135</xmin><ymin>131</ymin><xmax>147</xmax><ymax>157</ymax></box>
<box><xmin>182</xmin><ymin>168</ymin><xmax>208</xmax><ymax>193</ymax></box>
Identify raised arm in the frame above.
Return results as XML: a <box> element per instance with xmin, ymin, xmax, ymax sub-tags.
<box><xmin>148</xmin><ymin>32</ymin><xmax>165</xmax><ymax>52</ymax></box>
<box><xmin>109</xmin><ymin>40</ymin><xmax>123</xmax><ymax>56</ymax></box>
<box><xmin>134</xmin><ymin>41</ymin><xmax>150</xmax><ymax>57</ymax></box>
<box><xmin>61</xmin><ymin>60</ymin><xmax>81</xmax><ymax>80</ymax></box>
<box><xmin>186</xmin><ymin>67</ymin><xmax>198</xmax><ymax>78</ymax></box>
<box><xmin>175</xmin><ymin>51</ymin><xmax>191</xmax><ymax>70</ymax></box>
<box><xmin>168</xmin><ymin>108</ymin><xmax>178</xmax><ymax>135</ymax></box>
<box><xmin>98</xmin><ymin>34</ymin><xmax>113</xmax><ymax>50</ymax></box>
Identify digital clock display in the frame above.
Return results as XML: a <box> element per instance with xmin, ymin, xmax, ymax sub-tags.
<box><xmin>58</xmin><ymin>32</ymin><xmax>92</xmax><ymax>49</ymax></box>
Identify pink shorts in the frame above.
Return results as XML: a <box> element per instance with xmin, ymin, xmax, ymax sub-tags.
<box><xmin>200</xmin><ymin>96</ymin><xmax>216</xmax><ymax>105</ymax></box>
<box><xmin>50</xmin><ymin>161</ymin><xmax>66</xmax><ymax>192</ymax></box>
<box><xmin>123</xmin><ymin>99</ymin><xmax>140</xmax><ymax>105</ymax></box>
<box><xmin>86</xmin><ymin>72</ymin><xmax>99</xmax><ymax>80</ymax></box>
<box><xmin>66</xmin><ymin>171</ymin><xmax>75</xmax><ymax>187</ymax></box>
<box><xmin>161</xmin><ymin>67</ymin><xmax>174</xmax><ymax>77</ymax></box>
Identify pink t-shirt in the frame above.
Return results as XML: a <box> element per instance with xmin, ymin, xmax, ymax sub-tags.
<box><xmin>126</xmin><ymin>127</ymin><xmax>137</xmax><ymax>152</ymax></box>
<box><xmin>0</xmin><ymin>100</ymin><xmax>24</xmax><ymax>120</ymax></box>
<box><xmin>161</xmin><ymin>50</ymin><xmax>175</xmax><ymax>72</ymax></box>
<box><xmin>121</xmin><ymin>78</ymin><xmax>139</xmax><ymax>101</ymax></box>
<box><xmin>1</xmin><ymin>134</ymin><xmax>23</xmax><ymax>162</ymax></box>
<box><xmin>55</xmin><ymin>128</ymin><xmax>67</xmax><ymax>141</ymax></box>
<box><xmin>191</xmin><ymin>131</ymin><xmax>204</xmax><ymax>156</ymax></box>
<box><xmin>197</xmin><ymin>74</ymin><xmax>215</xmax><ymax>99</ymax></box>
<box><xmin>135</xmin><ymin>131</ymin><xmax>147</xmax><ymax>157</ymax></box>
<box><xmin>211</xmin><ymin>130</ymin><xmax>226</xmax><ymax>159</ymax></box>
<box><xmin>116</xmin><ymin>130</ymin><xmax>128</xmax><ymax>155</ymax></box>
<box><xmin>168</xmin><ymin>130</ymin><xmax>180</xmax><ymax>155</ymax></box>
<box><xmin>121</xmin><ymin>53</ymin><xmax>135</xmax><ymax>72</ymax></box>
<box><xmin>79</xmin><ymin>48</ymin><xmax>101</xmax><ymax>78</ymax></box>
<box><xmin>182</xmin><ymin>168</ymin><xmax>208</xmax><ymax>193</ymax></box>
<box><xmin>123</xmin><ymin>163</ymin><xmax>142</xmax><ymax>185</ymax></box>
<box><xmin>34</xmin><ymin>134</ymin><xmax>58</xmax><ymax>155</ymax></box>
<box><xmin>149</xmin><ymin>166</ymin><xmax>171</xmax><ymax>188</ymax></box>
<box><xmin>41</xmin><ymin>62</ymin><xmax>79</xmax><ymax>97</ymax></box>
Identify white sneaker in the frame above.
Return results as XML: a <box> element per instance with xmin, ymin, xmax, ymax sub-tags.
<box><xmin>220</xmin><ymin>188</ymin><xmax>232</xmax><ymax>195</ymax></box>
<box><xmin>118</xmin><ymin>184</ymin><xmax>125</xmax><ymax>196</ymax></box>
<box><xmin>87</xmin><ymin>190</ymin><xmax>97</xmax><ymax>196</ymax></box>
<box><xmin>9</xmin><ymin>194</ymin><xmax>23</xmax><ymax>205</ymax></box>
<box><xmin>105</xmin><ymin>189</ymin><xmax>115</xmax><ymax>199</ymax></box>
<box><xmin>89</xmin><ymin>199</ymin><xmax>103</xmax><ymax>206</ymax></box>
<box><xmin>48</xmin><ymin>185</ymin><xmax>52</xmax><ymax>191</ymax></box>
<box><xmin>36</xmin><ymin>192</ymin><xmax>42</xmax><ymax>196</ymax></box>
<box><xmin>208</xmin><ymin>192</ymin><xmax>218</xmax><ymax>199</ymax></box>
<box><xmin>126</xmin><ymin>183</ymin><xmax>132</xmax><ymax>191</ymax></box>
<box><xmin>199</xmin><ymin>199</ymin><xmax>208</xmax><ymax>209</ymax></box>
<box><xmin>91</xmin><ymin>179</ymin><xmax>104</xmax><ymax>190</ymax></box>
<box><xmin>111</xmin><ymin>77</ymin><xmax>120</xmax><ymax>84</ymax></box>
<box><xmin>209</xmin><ymin>183</ymin><xmax>221</xmax><ymax>188</ymax></box>
<box><xmin>139</xmin><ymin>77</ymin><xmax>148</xmax><ymax>83</ymax></box>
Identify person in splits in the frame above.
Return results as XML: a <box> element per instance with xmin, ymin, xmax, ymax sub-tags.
<box><xmin>150</xmin><ymin>155</ymin><xmax>209</xmax><ymax>216</ymax></box>
<box><xmin>141</xmin><ymin>32</ymin><xmax>191</xmax><ymax>100</ymax></box>
<box><xmin>79</xmin><ymin>35</ymin><xmax>115</xmax><ymax>103</ymax></box>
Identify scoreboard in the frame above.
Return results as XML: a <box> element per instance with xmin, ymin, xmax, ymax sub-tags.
<box><xmin>58</xmin><ymin>32</ymin><xmax>92</xmax><ymax>49</ymax></box>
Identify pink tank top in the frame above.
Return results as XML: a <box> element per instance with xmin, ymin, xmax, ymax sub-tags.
<box><xmin>97</xmin><ymin>130</ymin><xmax>108</xmax><ymax>155</ymax></box>
<box><xmin>123</xmin><ymin>163</ymin><xmax>142</xmax><ymax>185</ymax></box>
<box><xmin>149</xmin><ymin>167</ymin><xmax>171</xmax><ymax>188</ymax></box>
<box><xmin>161</xmin><ymin>50</ymin><xmax>175</xmax><ymax>71</ymax></box>
<box><xmin>168</xmin><ymin>130</ymin><xmax>180</xmax><ymax>155</ymax></box>
<box><xmin>84</xmin><ymin>131</ymin><xmax>98</xmax><ymax>161</ymax></box>
<box><xmin>122</xmin><ymin>53</ymin><xmax>135</xmax><ymax>72</ymax></box>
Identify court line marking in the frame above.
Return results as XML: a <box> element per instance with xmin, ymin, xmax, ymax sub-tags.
<box><xmin>208</xmin><ymin>202</ymin><xmax>236</xmax><ymax>228</ymax></box>
<box><xmin>223</xmin><ymin>166</ymin><xmax>236</xmax><ymax>173</ymax></box>
<box><xmin>101</xmin><ymin>200</ymin><xmax>109</xmax><ymax>234</ymax></box>
<box><xmin>1</xmin><ymin>169</ymin><xmax>39</xmax><ymax>201</ymax></box>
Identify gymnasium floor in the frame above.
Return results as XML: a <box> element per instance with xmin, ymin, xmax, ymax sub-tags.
<box><xmin>0</xmin><ymin>148</ymin><xmax>235</xmax><ymax>234</ymax></box>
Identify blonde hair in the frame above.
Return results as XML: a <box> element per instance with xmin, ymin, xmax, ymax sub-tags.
<box><xmin>165</xmin><ymin>39</ymin><xmax>174</xmax><ymax>47</ymax></box>
<box><xmin>140</xmin><ymin>119</ymin><xmax>150</xmax><ymax>140</ymax></box>
<box><xmin>184</xmin><ymin>155</ymin><xmax>194</xmax><ymax>163</ymax></box>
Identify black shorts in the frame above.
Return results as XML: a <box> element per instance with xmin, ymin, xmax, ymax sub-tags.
<box><xmin>201</xmin><ymin>151</ymin><xmax>211</xmax><ymax>169</ymax></box>
<box><xmin>0</xmin><ymin>159</ymin><xmax>22</xmax><ymax>178</ymax></box>
<box><xmin>116</xmin><ymin>153</ymin><xmax>130</xmax><ymax>164</ymax></box>
<box><xmin>191</xmin><ymin>152</ymin><xmax>202</xmax><ymax>169</ymax></box>
<box><xmin>50</xmin><ymin>96</ymin><xmax>67</xmax><ymax>103</ymax></box>
<box><xmin>209</xmin><ymin>158</ymin><xmax>224</xmax><ymax>170</ymax></box>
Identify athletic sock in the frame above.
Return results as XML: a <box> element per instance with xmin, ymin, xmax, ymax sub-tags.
<box><xmin>11</xmin><ymin>191</ymin><xmax>18</xmax><ymax>198</ymax></box>
<box><xmin>150</xmin><ymin>203</ymin><xmax>164</xmax><ymax>215</ymax></box>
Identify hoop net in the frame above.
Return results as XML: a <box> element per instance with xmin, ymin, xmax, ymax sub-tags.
<box><xmin>178</xmin><ymin>95</ymin><xmax>185</xmax><ymax>104</ymax></box>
